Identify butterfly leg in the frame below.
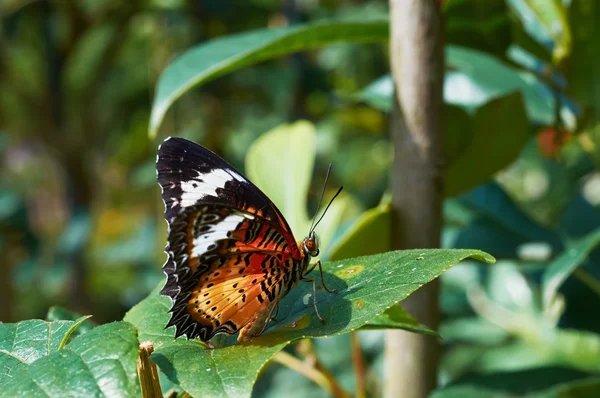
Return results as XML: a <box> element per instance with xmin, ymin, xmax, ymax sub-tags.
<box><xmin>305</xmin><ymin>260</ymin><xmax>337</xmax><ymax>293</ymax></box>
<box><xmin>238</xmin><ymin>301</ymin><xmax>278</xmax><ymax>343</ymax></box>
<box><xmin>301</xmin><ymin>277</ymin><xmax>326</xmax><ymax>323</ymax></box>
<box><xmin>270</xmin><ymin>301</ymin><xmax>280</xmax><ymax>322</ymax></box>
<box><xmin>257</xmin><ymin>300</ymin><xmax>279</xmax><ymax>335</ymax></box>
<box><xmin>315</xmin><ymin>260</ymin><xmax>337</xmax><ymax>294</ymax></box>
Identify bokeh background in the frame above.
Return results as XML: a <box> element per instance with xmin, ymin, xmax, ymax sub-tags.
<box><xmin>2</xmin><ymin>0</ymin><xmax>600</xmax><ymax>396</ymax></box>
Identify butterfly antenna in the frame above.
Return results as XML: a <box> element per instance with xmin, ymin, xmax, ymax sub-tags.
<box><xmin>309</xmin><ymin>164</ymin><xmax>343</xmax><ymax>234</ymax></box>
<box><xmin>309</xmin><ymin>164</ymin><xmax>332</xmax><ymax>234</ymax></box>
<box><xmin>311</xmin><ymin>186</ymin><xmax>343</xmax><ymax>234</ymax></box>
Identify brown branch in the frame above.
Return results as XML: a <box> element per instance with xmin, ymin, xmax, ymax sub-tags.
<box><xmin>385</xmin><ymin>0</ymin><xmax>445</xmax><ymax>398</ymax></box>
<box><xmin>350</xmin><ymin>331</ymin><xmax>367</xmax><ymax>398</ymax></box>
<box><xmin>273</xmin><ymin>350</ymin><xmax>350</xmax><ymax>398</ymax></box>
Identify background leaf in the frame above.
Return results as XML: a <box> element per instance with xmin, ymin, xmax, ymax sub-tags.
<box><xmin>1</xmin><ymin>322</ymin><xmax>139</xmax><ymax>397</ymax></box>
<box><xmin>446</xmin><ymin>92</ymin><xmax>530</xmax><ymax>197</ymax></box>
<box><xmin>150</xmin><ymin>20</ymin><xmax>389</xmax><ymax>136</ymax></box>
<box><xmin>542</xmin><ymin>227</ymin><xmax>600</xmax><ymax>309</ymax></box>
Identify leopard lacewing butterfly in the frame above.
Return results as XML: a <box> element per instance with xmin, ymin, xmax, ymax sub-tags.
<box><xmin>156</xmin><ymin>137</ymin><xmax>341</xmax><ymax>342</ymax></box>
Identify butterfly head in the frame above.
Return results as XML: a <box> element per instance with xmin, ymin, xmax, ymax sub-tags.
<box><xmin>303</xmin><ymin>231</ymin><xmax>320</xmax><ymax>257</ymax></box>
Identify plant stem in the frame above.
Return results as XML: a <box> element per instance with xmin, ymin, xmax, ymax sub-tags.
<box><xmin>137</xmin><ymin>341</ymin><xmax>163</xmax><ymax>398</ymax></box>
<box><xmin>386</xmin><ymin>0</ymin><xmax>445</xmax><ymax>397</ymax></box>
<box><xmin>273</xmin><ymin>350</ymin><xmax>350</xmax><ymax>398</ymax></box>
<box><xmin>574</xmin><ymin>268</ymin><xmax>600</xmax><ymax>297</ymax></box>
<box><xmin>350</xmin><ymin>332</ymin><xmax>367</xmax><ymax>398</ymax></box>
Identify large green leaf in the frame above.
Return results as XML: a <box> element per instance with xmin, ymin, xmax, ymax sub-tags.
<box><xmin>453</xmin><ymin>182</ymin><xmax>562</xmax><ymax>257</ymax></box>
<box><xmin>126</xmin><ymin>249</ymin><xmax>494</xmax><ymax>398</ymax></box>
<box><xmin>245</xmin><ymin>121</ymin><xmax>350</xmax><ymax>249</ymax></box>
<box><xmin>328</xmin><ymin>197</ymin><xmax>392</xmax><ymax>261</ymax></box>
<box><xmin>357</xmin><ymin>45</ymin><xmax>559</xmax><ymax>125</ymax></box>
<box><xmin>542</xmin><ymin>227</ymin><xmax>600</xmax><ymax>309</ymax></box>
<box><xmin>357</xmin><ymin>89</ymin><xmax>532</xmax><ymax>197</ymax></box>
<box><xmin>568</xmin><ymin>0</ymin><xmax>600</xmax><ymax>117</ymax></box>
<box><xmin>0</xmin><ymin>322</ymin><xmax>139</xmax><ymax>397</ymax></box>
<box><xmin>432</xmin><ymin>372</ymin><xmax>600</xmax><ymax>398</ymax></box>
<box><xmin>0</xmin><ymin>317</ymin><xmax>90</xmax><ymax>367</ymax></box>
<box><xmin>149</xmin><ymin>20</ymin><xmax>388</xmax><ymax>137</ymax></box>
<box><xmin>446</xmin><ymin>92</ymin><xmax>530</xmax><ymax>197</ymax></box>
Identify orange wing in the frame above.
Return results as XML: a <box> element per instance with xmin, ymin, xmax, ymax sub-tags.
<box><xmin>162</xmin><ymin>205</ymin><xmax>306</xmax><ymax>341</ymax></box>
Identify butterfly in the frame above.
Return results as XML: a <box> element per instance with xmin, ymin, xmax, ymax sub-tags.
<box><xmin>156</xmin><ymin>137</ymin><xmax>341</xmax><ymax>343</ymax></box>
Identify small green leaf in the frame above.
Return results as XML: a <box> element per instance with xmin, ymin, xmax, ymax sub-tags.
<box><xmin>328</xmin><ymin>197</ymin><xmax>391</xmax><ymax>261</ymax></box>
<box><xmin>150</xmin><ymin>20</ymin><xmax>388</xmax><ymax>137</ymax></box>
<box><xmin>542</xmin><ymin>227</ymin><xmax>600</xmax><ymax>310</ymax></box>
<box><xmin>131</xmin><ymin>249</ymin><xmax>494</xmax><ymax>398</ymax></box>
<box><xmin>58</xmin><ymin>316</ymin><xmax>93</xmax><ymax>350</ymax></box>
<box><xmin>1</xmin><ymin>322</ymin><xmax>140</xmax><ymax>397</ymax></box>
<box><xmin>524</xmin><ymin>0</ymin><xmax>571</xmax><ymax>63</ymax></box>
<box><xmin>46</xmin><ymin>306</ymin><xmax>95</xmax><ymax>342</ymax></box>
<box><xmin>361</xmin><ymin>305</ymin><xmax>439</xmax><ymax>337</ymax></box>
<box><xmin>446</xmin><ymin>92</ymin><xmax>530</xmax><ymax>197</ymax></box>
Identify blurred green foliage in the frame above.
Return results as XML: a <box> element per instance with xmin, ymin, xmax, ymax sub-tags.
<box><xmin>2</xmin><ymin>0</ymin><xmax>600</xmax><ymax>396</ymax></box>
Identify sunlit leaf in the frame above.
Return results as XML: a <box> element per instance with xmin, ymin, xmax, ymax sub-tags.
<box><xmin>0</xmin><ymin>322</ymin><xmax>140</xmax><ymax>397</ymax></box>
<box><xmin>150</xmin><ymin>20</ymin><xmax>388</xmax><ymax>137</ymax></box>
<box><xmin>542</xmin><ymin>227</ymin><xmax>600</xmax><ymax>309</ymax></box>
<box><xmin>328</xmin><ymin>197</ymin><xmax>391</xmax><ymax>261</ymax></box>
<box><xmin>523</xmin><ymin>0</ymin><xmax>572</xmax><ymax>63</ymax></box>
<box><xmin>126</xmin><ymin>249</ymin><xmax>494</xmax><ymax>398</ymax></box>
<box><xmin>362</xmin><ymin>305</ymin><xmax>439</xmax><ymax>337</ymax></box>
<box><xmin>357</xmin><ymin>45</ymin><xmax>562</xmax><ymax>125</ymax></box>
<box><xmin>245</xmin><ymin>120</ymin><xmax>353</xmax><ymax>257</ymax></box>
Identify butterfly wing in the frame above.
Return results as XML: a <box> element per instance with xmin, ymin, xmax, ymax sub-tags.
<box><xmin>156</xmin><ymin>137</ymin><xmax>306</xmax><ymax>341</ymax></box>
<box><xmin>157</xmin><ymin>137</ymin><xmax>292</xmax><ymax>231</ymax></box>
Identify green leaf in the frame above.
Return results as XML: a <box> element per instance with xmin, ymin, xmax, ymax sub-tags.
<box><xmin>1</xmin><ymin>322</ymin><xmax>140</xmax><ymax>397</ymax></box>
<box><xmin>455</xmin><ymin>182</ymin><xmax>562</xmax><ymax>255</ymax></box>
<box><xmin>361</xmin><ymin>305</ymin><xmax>439</xmax><ymax>337</ymax></box>
<box><xmin>150</xmin><ymin>20</ymin><xmax>388</xmax><ymax>137</ymax></box>
<box><xmin>568</xmin><ymin>1</ymin><xmax>600</xmax><ymax>117</ymax></box>
<box><xmin>124</xmin><ymin>284</ymin><xmax>176</xmax><ymax>349</ymax></box>
<box><xmin>328</xmin><ymin>197</ymin><xmax>392</xmax><ymax>261</ymax></box>
<box><xmin>245</xmin><ymin>120</ymin><xmax>352</xmax><ymax>255</ymax></box>
<box><xmin>542</xmin><ymin>227</ymin><xmax>600</xmax><ymax>310</ymax></box>
<box><xmin>432</xmin><ymin>374</ymin><xmax>600</xmax><ymax>398</ymax></box>
<box><xmin>357</xmin><ymin>45</ymin><xmax>559</xmax><ymax>125</ymax></box>
<box><xmin>46</xmin><ymin>306</ymin><xmax>95</xmax><ymax>339</ymax></box>
<box><xmin>58</xmin><ymin>316</ymin><xmax>93</xmax><ymax>350</ymax></box>
<box><xmin>523</xmin><ymin>0</ymin><xmax>571</xmax><ymax>63</ymax></box>
<box><xmin>446</xmin><ymin>92</ymin><xmax>530</xmax><ymax>197</ymax></box>
<box><xmin>0</xmin><ymin>319</ymin><xmax>83</xmax><ymax>365</ymax></box>
<box><xmin>129</xmin><ymin>249</ymin><xmax>494</xmax><ymax>398</ymax></box>
<box><xmin>245</xmin><ymin>121</ymin><xmax>315</xmax><ymax>238</ymax></box>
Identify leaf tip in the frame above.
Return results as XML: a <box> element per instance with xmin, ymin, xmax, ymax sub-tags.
<box><xmin>469</xmin><ymin>250</ymin><xmax>496</xmax><ymax>264</ymax></box>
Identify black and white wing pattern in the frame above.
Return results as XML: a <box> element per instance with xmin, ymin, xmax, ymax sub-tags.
<box><xmin>155</xmin><ymin>137</ymin><xmax>305</xmax><ymax>341</ymax></box>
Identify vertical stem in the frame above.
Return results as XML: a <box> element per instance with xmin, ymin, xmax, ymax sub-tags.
<box><xmin>350</xmin><ymin>332</ymin><xmax>367</xmax><ymax>398</ymax></box>
<box><xmin>385</xmin><ymin>1</ymin><xmax>445</xmax><ymax>398</ymax></box>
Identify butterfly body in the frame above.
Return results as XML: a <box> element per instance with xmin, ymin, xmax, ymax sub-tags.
<box><xmin>156</xmin><ymin>137</ymin><xmax>324</xmax><ymax>343</ymax></box>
